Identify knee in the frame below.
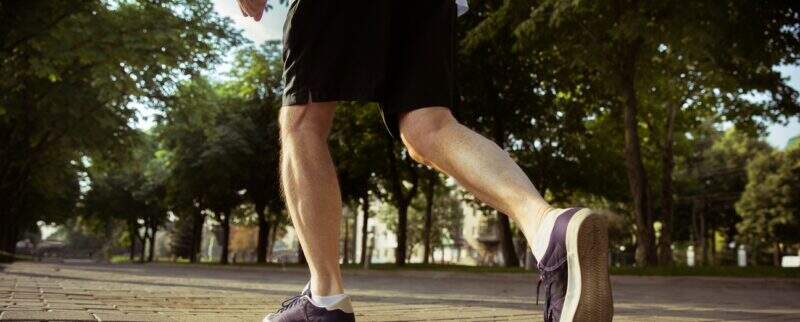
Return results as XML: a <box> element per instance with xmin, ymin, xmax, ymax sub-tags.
<box><xmin>279</xmin><ymin>104</ymin><xmax>335</xmax><ymax>143</ymax></box>
<box><xmin>398</xmin><ymin>107</ymin><xmax>457</xmax><ymax>164</ymax></box>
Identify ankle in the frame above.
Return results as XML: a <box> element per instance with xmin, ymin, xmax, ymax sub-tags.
<box><xmin>310</xmin><ymin>273</ymin><xmax>344</xmax><ymax>296</ymax></box>
<box><xmin>518</xmin><ymin>202</ymin><xmax>556</xmax><ymax>243</ymax></box>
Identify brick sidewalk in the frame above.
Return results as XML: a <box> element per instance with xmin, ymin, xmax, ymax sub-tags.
<box><xmin>1</xmin><ymin>261</ymin><xmax>799</xmax><ymax>321</ymax></box>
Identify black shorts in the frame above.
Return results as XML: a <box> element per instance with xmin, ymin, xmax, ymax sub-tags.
<box><xmin>281</xmin><ymin>0</ymin><xmax>459</xmax><ymax>138</ymax></box>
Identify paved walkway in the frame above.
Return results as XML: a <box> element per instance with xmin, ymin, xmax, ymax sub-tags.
<box><xmin>1</xmin><ymin>261</ymin><xmax>799</xmax><ymax>321</ymax></box>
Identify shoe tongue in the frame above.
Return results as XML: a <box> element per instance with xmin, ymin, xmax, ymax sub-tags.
<box><xmin>302</xmin><ymin>282</ymin><xmax>312</xmax><ymax>297</ymax></box>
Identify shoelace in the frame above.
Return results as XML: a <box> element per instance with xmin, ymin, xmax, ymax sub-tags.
<box><xmin>276</xmin><ymin>294</ymin><xmax>306</xmax><ymax>313</ymax></box>
<box><xmin>539</xmin><ymin>273</ymin><xmax>555</xmax><ymax>322</ymax></box>
<box><xmin>535</xmin><ymin>263</ymin><xmax>565</xmax><ymax>322</ymax></box>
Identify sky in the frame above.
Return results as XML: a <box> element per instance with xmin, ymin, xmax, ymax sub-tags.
<box><xmin>140</xmin><ymin>0</ymin><xmax>800</xmax><ymax>149</ymax></box>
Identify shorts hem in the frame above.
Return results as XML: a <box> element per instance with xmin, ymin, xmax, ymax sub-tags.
<box><xmin>282</xmin><ymin>87</ymin><xmax>382</xmax><ymax>107</ymax></box>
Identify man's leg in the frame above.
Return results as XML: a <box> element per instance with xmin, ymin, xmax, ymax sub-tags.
<box><xmin>399</xmin><ymin>107</ymin><xmax>613</xmax><ymax>321</ymax></box>
<box><xmin>397</xmin><ymin>107</ymin><xmax>554</xmax><ymax>243</ymax></box>
<box><xmin>279</xmin><ymin>102</ymin><xmax>344</xmax><ymax>296</ymax></box>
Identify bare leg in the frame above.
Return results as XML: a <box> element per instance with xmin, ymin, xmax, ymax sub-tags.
<box><xmin>279</xmin><ymin>102</ymin><xmax>344</xmax><ymax>296</ymax></box>
<box><xmin>398</xmin><ymin>107</ymin><xmax>554</xmax><ymax>243</ymax></box>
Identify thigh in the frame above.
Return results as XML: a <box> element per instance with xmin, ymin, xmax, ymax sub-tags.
<box><xmin>381</xmin><ymin>0</ymin><xmax>459</xmax><ymax>138</ymax></box>
<box><xmin>282</xmin><ymin>0</ymin><xmax>390</xmax><ymax>107</ymax></box>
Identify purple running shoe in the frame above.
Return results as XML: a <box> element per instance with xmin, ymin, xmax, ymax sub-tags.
<box><xmin>536</xmin><ymin>208</ymin><xmax>613</xmax><ymax>322</ymax></box>
<box><xmin>263</xmin><ymin>288</ymin><xmax>355</xmax><ymax>322</ymax></box>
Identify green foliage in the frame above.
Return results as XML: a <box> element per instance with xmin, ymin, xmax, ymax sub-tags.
<box><xmin>465</xmin><ymin>0</ymin><xmax>800</xmax><ymax>266</ymax></box>
<box><xmin>81</xmin><ymin>131</ymin><xmax>168</xmax><ymax>260</ymax></box>
<box><xmin>736</xmin><ymin>147</ymin><xmax>800</xmax><ymax>254</ymax></box>
<box><xmin>409</xmin><ymin>178</ymin><xmax>465</xmax><ymax>253</ymax></box>
<box><xmin>0</xmin><ymin>0</ymin><xmax>241</xmax><ymax>258</ymax></box>
<box><xmin>155</xmin><ymin>41</ymin><xmax>286</xmax><ymax>263</ymax></box>
<box><xmin>330</xmin><ymin>102</ymin><xmax>386</xmax><ymax>204</ymax></box>
<box><xmin>678</xmin><ymin>129</ymin><xmax>774</xmax><ymax>235</ymax></box>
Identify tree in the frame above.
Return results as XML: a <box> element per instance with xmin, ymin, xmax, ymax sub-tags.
<box><xmin>474</xmin><ymin>0</ymin><xmax>800</xmax><ymax>266</ymax></box>
<box><xmin>413</xmin><ymin>173</ymin><xmax>464</xmax><ymax>264</ymax></box>
<box><xmin>385</xmin><ymin>145</ymin><xmax>420</xmax><ymax>266</ymax></box>
<box><xmin>223</xmin><ymin>42</ymin><xmax>290</xmax><ymax>263</ymax></box>
<box><xmin>329</xmin><ymin>102</ymin><xmax>385</xmax><ymax>265</ymax></box>
<box><xmin>82</xmin><ymin>130</ymin><xmax>168</xmax><ymax>263</ymax></box>
<box><xmin>421</xmin><ymin>169</ymin><xmax>438</xmax><ymax>264</ymax></box>
<box><xmin>457</xmin><ymin>0</ymin><xmax>617</xmax><ymax>266</ymax></box>
<box><xmin>736</xmin><ymin>147</ymin><xmax>800</xmax><ymax>266</ymax></box>
<box><xmin>159</xmin><ymin>77</ymin><xmax>222</xmax><ymax>263</ymax></box>
<box><xmin>0</xmin><ymin>0</ymin><xmax>240</xmax><ymax>260</ymax></box>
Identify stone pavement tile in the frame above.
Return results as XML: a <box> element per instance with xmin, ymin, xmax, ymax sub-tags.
<box><xmin>46</xmin><ymin>303</ymin><xmax>89</xmax><ymax>310</ymax></box>
<box><xmin>360</xmin><ymin>309</ymin><xmax>534</xmax><ymax>322</ymax></box>
<box><xmin>86</xmin><ymin>309</ymin><xmax>122</xmax><ymax>315</ymax></box>
<box><xmin>171</xmin><ymin>315</ymin><xmax>243</xmax><ymax>321</ymax></box>
<box><xmin>0</xmin><ymin>310</ymin><xmax>97</xmax><ymax>321</ymax></box>
<box><xmin>0</xmin><ymin>307</ymin><xmax>46</xmax><ymax>312</ymax></box>
<box><xmin>11</xmin><ymin>301</ymin><xmax>44</xmax><ymax>307</ymax></box>
<box><xmin>45</xmin><ymin>299</ymin><xmax>98</xmax><ymax>305</ymax></box>
<box><xmin>42</xmin><ymin>294</ymin><xmax>70</xmax><ymax>299</ymax></box>
<box><xmin>115</xmin><ymin>309</ymin><xmax>159</xmax><ymax>315</ymax></box>
<box><xmin>93</xmin><ymin>313</ymin><xmax>173</xmax><ymax>322</ymax></box>
<box><xmin>11</xmin><ymin>295</ymin><xmax>41</xmax><ymax>300</ymax></box>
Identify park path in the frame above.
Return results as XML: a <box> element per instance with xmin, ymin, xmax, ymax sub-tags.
<box><xmin>1</xmin><ymin>261</ymin><xmax>799</xmax><ymax>321</ymax></box>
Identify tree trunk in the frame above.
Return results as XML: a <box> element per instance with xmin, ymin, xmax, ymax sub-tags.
<box><xmin>709</xmin><ymin>231</ymin><xmax>716</xmax><ymax>265</ymax></box>
<box><xmin>0</xmin><ymin>212</ymin><xmax>20</xmax><ymax>262</ymax></box>
<box><xmin>139</xmin><ymin>226</ymin><xmax>147</xmax><ymax>264</ymax></box>
<box><xmin>351</xmin><ymin>206</ymin><xmax>358</xmax><ymax>264</ymax></box>
<box><xmin>773</xmin><ymin>241</ymin><xmax>782</xmax><ymax>267</ymax></box>
<box><xmin>694</xmin><ymin>203</ymin><xmax>706</xmax><ymax>266</ymax></box>
<box><xmin>620</xmin><ymin>43</ymin><xmax>657</xmax><ymax>267</ymax></box>
<box><xmin>658</xmin><ymin>103</ymin><xmax>678</xmax><ymax>265</ymax></box>
<box><xmin>497</xmin><ymin>213</ymin><xmax>520</xmax><ymax>267</ymax></box>
<box><xmin>488</xmin><ymin>109</ymin><xmax>520</xmax><ymax>268</ymax></box>
<box><xmin>396</xmin><ymin>204</ymin><xmax>409</xmax><ymax>265</ymax></box>
<box><xmin>690</xmin><ymin>199</ymin><xmax>699</xmax><ymax>265</ymax></box>
<box><xmin>343</xmin><ymin>213</ymin><xmax>350</xmax><ymax>265</ymax></box>
<box><xmin>220</xmin><ymin>213</ymin><xmax>230</xmax><ymax>265</ymax></box>
<box><xmin>0</xmin><ymin>161</ymin><xmax>31</xmax><ymax>262</ymax></box>
<box><xmin>148</xmin><ymin>223</ymin><xmax>157</xmax><ymax>262</ymax></box>
<box><xmin>255</xmin><ymin>201</ymin><xmax>270</xmax><ymax>264</ymax></box>
<box><xmin>298</xmin><ymin>244</ymin><xmax>306</xmax><ymax>264</ymax></box>
<box><xmin>190</xmin><ymin>210</ymin><xmax>203</xmax><ymax>263</ymax></box>
<box><xmin>360</xmin><ymin>196</ymin><xmax>370</xmax><ymax>265</ymax></box>
<box><xmin>129</xmin><ymin>223</ymin><xmax>136</xmax><ymax>262</ymax></box>
<box><xmin>387</xmin><ymin>143</ymin><xmax>418</xmax><ymax>266</ymax></box>
<box><xmin>422</xmin><ymin>170</ymin><xmax>436</xmax><ymax>265</ymax></box>
<box><xmin>268</xmin><ymin>222</ymin><xmax>278</xmax><ymax>260</ymax></box>
<box><xmin>128</xmin><ymin>231</ymin><xmax>139</xmax><ymax>262</ymax></box>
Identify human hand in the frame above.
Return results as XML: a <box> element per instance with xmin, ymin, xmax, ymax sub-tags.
<box><xmin>237</xmin><ymin>0</ymin><xmax>267</xmax><ymax>21</ymax></box>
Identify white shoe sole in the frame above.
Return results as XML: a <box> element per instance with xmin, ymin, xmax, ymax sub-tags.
<box><xmin>560</xmin><ymin>208</ymin><xmax>614</xmax><ymax>322</ymax></box>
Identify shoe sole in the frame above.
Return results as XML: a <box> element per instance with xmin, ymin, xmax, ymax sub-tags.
<box><xmin>561</xmin><ymin>208</ymin><xmax>613</xmax><ymax>322</ymax></box>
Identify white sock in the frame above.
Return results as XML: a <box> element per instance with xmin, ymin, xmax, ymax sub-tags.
<box><xmin>304</xmin><ymin>281</ymin><xmax>349</xmax><ymax>308</ymax></box>
<box><xmin>311</xmin><ymin>293</ymin><xmax>349</xmax><ymax>308</ymax></box>
<box><xmin>532</xmin><ymin>208</ymin><xmax>562</xmax><ymax>261</ymax></box>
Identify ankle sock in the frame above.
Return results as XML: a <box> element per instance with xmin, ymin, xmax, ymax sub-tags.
<box><xmin>303</xmin><ymin>281</ymin><xmax>349</xmax><ymax>308</ymax></box>
<box><xmin>532</xmin><ymin>208</ymin><xmax>562</xmax><ymax>262</ymax></box>
<box><xmin>310</xmin><ymin>293</ymin><xmax>349</xmax><ymax>308</ymax></box>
